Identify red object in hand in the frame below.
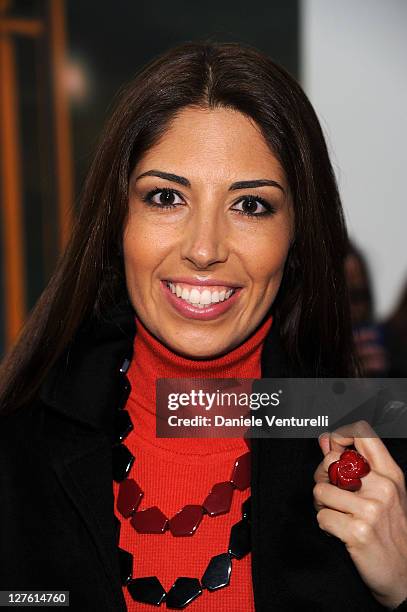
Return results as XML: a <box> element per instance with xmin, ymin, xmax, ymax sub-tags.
<box><xmin>328</xmin><ymin>449</ymin><xmax>370</xmax><ymax>491</ymax></box>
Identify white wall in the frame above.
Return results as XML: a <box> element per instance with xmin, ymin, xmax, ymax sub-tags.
<box><xmin>300</xmin><ymin>0</ymin><xmax>407</xmax><ymax>318</ymax></box>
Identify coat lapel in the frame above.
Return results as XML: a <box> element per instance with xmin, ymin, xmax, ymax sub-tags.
<box><xmin>45</xmin><ymin>414</ymin><xmax>126</xmax><ymax>610</ymax></box>
<box><xmin>39</xmin><ymin>298</ymin><xmax>136</xmax><ymax>611</ymax></box>
<box><xmin>250</xmin><ymin>319</ymin><xmax>308</xmax><ymax>609</ymax></box>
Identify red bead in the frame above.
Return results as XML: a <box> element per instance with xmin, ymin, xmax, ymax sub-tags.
<box><xmin>328</xmin><ymin>449</ymin><xmax>370</xmax><ymax>491</ymax></box>
<box><xmin>130</xmin><ymin>506</ymin><xmax>168</xmax><ymax>533</ymax></box>
<box><xmin>328</xmin><ymin>460</ymin><xmax>340</xmax><ymax>486</ymax></box>
<box><xmin>340</xmin><ymin>449</ymin><xmax>370</xmax><ymax>477</ymax></box>
<box><xmin>230</xmin><ymin>452</ymin><xmax>251</xmax><ymax>490</ymax></box>
<box><xmin>169</xmin><ymin>505</ymin><xmax>204</xmax><ymax>536</ymax></box>
<box><xmin>203</xmin><ymin>482</ymin><xmax>234</xmax><ymax>517</ymax></box>
<box><xmin>117</xmin><ymin>478</ymin><xmax>144</xmax><ymax>518</ymax></box>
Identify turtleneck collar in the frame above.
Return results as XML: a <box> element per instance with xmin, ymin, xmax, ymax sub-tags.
<box><xmin>129</xmin><ymin>312</ymin><xmax>273</xmax><ymax>382</ymax></box>
<box><xmin>124</xmin><ymin>313</ymin><xmax>273</xmax><ymax>458</ymax></box>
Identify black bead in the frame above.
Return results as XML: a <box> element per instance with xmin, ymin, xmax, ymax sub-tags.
<box><xmin>165</xmin><ymin>577</ymin><xmax>202</xmax><ymax>609</ymax></box>
<box><xmin>241</xmin><ymin>496</ymin><xmax>251</xmax><ymax>522</ymax></box>
<box><xmin>114</xmin><ymin>514</ymin><xmax>121</xmax><ymax>545</ymax></box>
<box><xmin>118</xmin><ymin>547</ymin><xmax>133</xmax><ymax>585</ymax></box>
<box><xmin>112</xmin><ymin>409</ymin><xmax>134</xmax><ymax>444</ymax></box>
<box><xmin>112</xmin><ymin>444</ymin><xmax>135</xmax><ymax>482</ymax></box>
<box><xmin>128</xmin><ymin>576</ymin><xmax>166</xmax><ymax>605</ymax></box>
<box><xmin>228</xmin><ymin>519</ymin><xmax>251</xmax><ymax>560</ymax></box>
<box><xmin>201</xmin><ymin>553</ymin><xmax>232</xmax><ymax>591</ymax></box>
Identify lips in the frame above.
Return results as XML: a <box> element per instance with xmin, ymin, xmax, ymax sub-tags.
<box><xmin>162</xmin><ymin>276</ymin><xmax>242</xmax><ymax>289</ymax></box>
<box><xmin>160</xmin><ymin>280</ymin><xmax>242</xmax><ymax>321</ymax></box>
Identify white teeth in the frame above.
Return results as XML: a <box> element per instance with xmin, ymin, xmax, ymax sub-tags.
<box><xmin>200</xmin><ymin>289</ymin><xmax>212</xmax><ymax>305</ymax></box>
<box><xmin>189</xmin><ymin>288</ymin><xmax>201</xmax><ymax>304</ymax></box>
<box><xmin>166</xmin><ymin>282</ymin><xmax>236</xmax><ymax>306</ymax></box>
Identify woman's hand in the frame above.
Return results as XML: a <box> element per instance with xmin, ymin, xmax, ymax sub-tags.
<box><xmin>313</xmin><ymin>420</ymin><xmax>407</xmax><ymax>609</ymax></box>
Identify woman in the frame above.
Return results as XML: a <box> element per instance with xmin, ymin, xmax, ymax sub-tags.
<box><xmin>1</xmin><ymin>41</ymin><xmax>406</xmax><ymax>611</ymax></box>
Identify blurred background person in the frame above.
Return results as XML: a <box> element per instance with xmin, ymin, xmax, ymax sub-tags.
<box><xmin>345</xmin><ymin>240</ymin><xmax>389</xmax><ymax>377</ymax></box>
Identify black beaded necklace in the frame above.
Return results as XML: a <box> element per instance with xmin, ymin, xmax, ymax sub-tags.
<box><xmin>111</xmin><ymin>358</ymin><xmax>252</xmax><ymax>609</ymax></box>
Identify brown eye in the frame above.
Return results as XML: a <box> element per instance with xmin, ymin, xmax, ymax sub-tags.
<box><xmin>142</xmin><ymin>187</ymin><xmax>184</xmax><ymax>208</ymax></box>
<box><xmin>232</xmin><ymin>195</ymin><xmax>275</xmax><ymax>218</ymax></box>
<box><xmin>241</xmin><ymin>199</ymin><xmax>265</xmax><ymax>214</ymax></box>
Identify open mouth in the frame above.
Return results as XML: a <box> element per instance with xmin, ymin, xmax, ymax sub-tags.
<box><xmin>164</xmin><ymin>280</ymin><xmax>238</xmax><ymax>309</ymax></box>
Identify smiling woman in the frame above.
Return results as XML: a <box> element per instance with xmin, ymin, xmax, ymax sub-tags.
<box><xmin>1</xmin><ymin>40</ymin><xmax>407</xmax><ymax>612</ymax></box>
<box><xmin>124</xmin><ymin>106</ymin><xmax>293</xmax><ymax>358</ymax></box>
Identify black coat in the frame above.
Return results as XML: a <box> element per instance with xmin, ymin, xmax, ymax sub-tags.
<box><xmin>1</xmin><ymin>299</ymin><xmax>407</xmax><ymax>611</ymax></box>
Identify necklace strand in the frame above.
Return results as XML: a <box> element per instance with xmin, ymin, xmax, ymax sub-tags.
<box><xmin>112</xmin><ymin>357</ymin><xmax>252</xmax><ymax>608</ymax></box>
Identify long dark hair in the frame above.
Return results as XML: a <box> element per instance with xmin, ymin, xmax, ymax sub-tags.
<box><xmin>0</xmin><ymin>40</ymin><xmax>358</xmax><ymax>416</ymax></box>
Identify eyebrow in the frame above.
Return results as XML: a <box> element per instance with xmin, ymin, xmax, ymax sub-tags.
<box><xmin>135</xmin><ymin>169</ymin><xmax>285</xmax><ymax>193</ymax></box>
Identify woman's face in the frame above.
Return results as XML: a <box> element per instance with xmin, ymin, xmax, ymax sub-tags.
<box><xmin>124</xmin><ymin>106</ymin><xmax>294</xmax><ymax>358</ymax></box>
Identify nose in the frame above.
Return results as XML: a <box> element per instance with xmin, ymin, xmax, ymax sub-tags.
<box><xmin>180</xmin><ymin>205</ymin><xmax>229</xmax><ymax>270</ymax></box>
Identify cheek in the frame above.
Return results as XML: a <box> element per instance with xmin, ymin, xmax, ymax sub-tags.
<box><xmin>241</xmin><ymin>229</ymin><xmax>291</xmax><ymax>285</ymax></box>
<box><xmin>122</xmin><ymin>216</ymin><xmax>176</xmax><ymax>300</ymax></box>
<box><xmin>123</xmin><ymin>217</ymin><xmax>160</xmax><ymax>271</ymax></box>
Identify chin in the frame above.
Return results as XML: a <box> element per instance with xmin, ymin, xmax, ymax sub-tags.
<box><xmin>170</xmin><ymin>340</ymin><xmax>227</xmax><ymax>360</ymax></box>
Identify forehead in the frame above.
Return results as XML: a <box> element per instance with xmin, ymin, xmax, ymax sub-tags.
<box><xmin>133</xmin><ymin>106</ymin><xmax>287</xmax><ymax>187</ymax></box>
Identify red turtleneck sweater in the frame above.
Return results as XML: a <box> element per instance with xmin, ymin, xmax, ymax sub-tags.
<box><xmin>113</xmin><ymin>313</ymin><xmax>273</xmax><ymax>611</ymax></box>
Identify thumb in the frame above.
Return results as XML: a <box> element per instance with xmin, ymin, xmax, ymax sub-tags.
<box><xmin>318</xmin><ymin>432</ymin><xmax>331</xmax><ymax>456</ymax></box>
